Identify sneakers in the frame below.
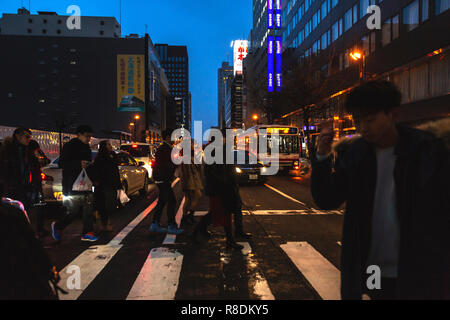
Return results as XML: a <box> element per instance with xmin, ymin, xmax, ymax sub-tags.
<box><xmin>168</xmin><ymin>224</ymin><xmax>184</xmax><ymax>235</ymax></box>
<box><xmin>81</xmin><ymin>232</ymin><xmax>98</xmax><ymax>242</ymax></box>
<box><xmin>51</xmin><ymin>221</ymin><xmax>61</xmax><ymax>241</ymax></box>
<box><xmin>149</xmin><ymin>223</ymin><xmax>168</xmax><ymax>233</ymax></box>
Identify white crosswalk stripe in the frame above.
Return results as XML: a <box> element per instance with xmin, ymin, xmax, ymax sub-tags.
<box><xmin>59</xmin><ymin>179</ymin><xmax>180</xmax><ymax>300</ymax></box>
<box><xmin>281</xmin><ymin>242</ymin><xmax>341</xmax><ymax>300</ymax></box>
<box><xmin>126</xmin><ymin>247</ymin><xmax>184</xmax><ymax>300</ymax></box>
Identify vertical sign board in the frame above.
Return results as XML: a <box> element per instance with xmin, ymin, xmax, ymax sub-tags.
<box><xmin>276</xmin><ymin>0</ymin><xmax>282</xmax><ymax>29</ymax></box>
<box><xmin>268</xmin><ymin>0</ymin><xmax>274</xmax><ymax>29</ymax></box>
<box><xmin>276</xmin><ymin>36</ymin><xmax>282</xmax><ymax>92</ymax></box>
<box><xmin>233</xmin><ymin>40</ymin><xmax>249</xmax><ymax>76</ymax></box>
<box><xmin>268</xmin><ymin>36</ymin><xmax>274</xmax><ymax>93</ymax></box>
<box><xmin>117</xmin><ymin>55</ymin><xmax>145</xmax><ymax>112</ymax></box>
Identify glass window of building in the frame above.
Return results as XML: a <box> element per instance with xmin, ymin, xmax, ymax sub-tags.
<box><xmin>435</xmin><ymin>0</ymin><xmax>449</xmax><ymax>15</ymax></box>
<box><xmin>332</xmin><ymin>21</ymin><xmax>339</xmax><ymax>41</ymax></box>
<box><xmin>321</xmin><ymin>1</ymin><xmax>327</xmax><ymax>20</ymax></box>
<box><xmin>382</xmin><ymin>18</ymin><xmax>392</xmax><ymax>46</ymax></box>
<box><xmin>352</xmin><ymin>4</ymin><xmax>358</xmax><ymax>24</ymax></box>
<box><xmin>422</xmin><ymin>0</ymin><xmax>429</xmax><ymax>21</ymax></box>
<box><xmin>403</xmin><ymin>0</ymin><xmax>419</xmax><ymax>32</ymax></box>
<box><xmin>332</xmin><ymin>0</ymin><xmax>338</xmax><ymax>8</ymax></box>
<box><xmin>392</xmin><ymin>15</ymin><xmax>399</xmax><ymax>39</ymax></box>
<box><xmin>360</xmin><ymin>0</ymin><xmax>369</xmax><ymax>18</ymax></box>
<box><xmin>345</xmin><ymin>8</ymin><xmax>352</xmax><ymax>31</ymax></box>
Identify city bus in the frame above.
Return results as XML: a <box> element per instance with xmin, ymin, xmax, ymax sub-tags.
<box><xmin>236</xmin><ymin>125</ymin><xmax>301</xmax><ymax>174</ymax></box>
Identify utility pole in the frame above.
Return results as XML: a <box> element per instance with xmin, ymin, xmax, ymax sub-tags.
<box><xmin>144</xmin><ymin>33</ymin><xmax>150</xmax><ymax>142</ymax></box>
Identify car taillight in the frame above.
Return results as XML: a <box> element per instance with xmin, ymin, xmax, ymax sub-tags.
<box><xmin>41</xmin><ymin>173</ymin><xmax>54</xmax><ymax>182</ymax></box>
<box><xmin>149</xmin><ymin>160</ymin><xmax>153</xmax><ymax>167</ymax></box>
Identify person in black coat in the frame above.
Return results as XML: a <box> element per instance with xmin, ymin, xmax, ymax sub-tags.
<box><xmin>51</xmin><ymin>125</ymin><xmax>98</xmax><ymax>242</ymax></box>
<box><xmin>93</xmin><ymin>140</ymin><xmax>122</xmax><ymax>231</ymax></box>
<box><xmin>311</xmin><ymin>81</ymin><xmax>450</xmax><ymax>300</ymax></box>
<box><xmin>0</xmin><ymin>128</ymin><xmax>40</xmax><ymax>207</ymax></box>
<box><xmin>149</xmin><ymin>128</ymin><xmax>183</xmax><ymax>235</ymax></box>
<box><xmin>0</xmin><ymin>196</ymin><xmax>58</xmax><ymax>299</ymax></box>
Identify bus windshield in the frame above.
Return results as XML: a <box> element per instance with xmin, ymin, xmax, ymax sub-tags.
<box><xmin>266</xmin><ymin>135</ymin><xmax>299</xmax><ymax>154</ymax></box>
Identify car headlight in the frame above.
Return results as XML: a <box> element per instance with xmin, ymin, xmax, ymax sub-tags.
<box><xmin>294</xmin><ymin>161</ymin><xmax>299</xmax><ymax>166</ymax></box>
<box><xmin>235</xmin><ymin>167</ymin><xmax>243</xmax><ymax>174</ymax></box>
<box><xmin>261</xmin><ymin>167</ymin><xmax>267</xmax><ymax>174</ymax></box>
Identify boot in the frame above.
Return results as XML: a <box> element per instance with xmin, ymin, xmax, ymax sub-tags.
<box><xmin>225</xmin><ymin>226</ymin><xmax>244</xmax><ymax>251</ymax></box>
<box><xmin>234</xmin><ymin>211</ymin><xmax>252</xmax><ymax>239</ymax></box>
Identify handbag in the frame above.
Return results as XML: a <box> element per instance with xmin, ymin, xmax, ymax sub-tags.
<box><xmin>72</xmin><ymin>169</ymin><xmax>93</xmax><ymax>192</ymax></box>
<box><xmin>117</xmin><ymin>189</ymin><xmax>130</xmax><ymax>204</ymax></box>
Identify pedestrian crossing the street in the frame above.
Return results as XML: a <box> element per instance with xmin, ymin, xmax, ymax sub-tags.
<box><xmin>57</xmin><ymin>205</ymin><xmax>343</xmax><ymax>300</ymax></box>
<box><xmin>56</xmin><ymin>177</ymin><xmax>344</xmax><ymax>301</ymax></box>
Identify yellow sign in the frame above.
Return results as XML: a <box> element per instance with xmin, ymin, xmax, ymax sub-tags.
<box><xmin>117</xmin><ymin>55</ymin><xmax>145</xmax><ymax>112</ymax></box>
<box><xmin>266</xmin><ymin>128</ymin><xmax>290</xmax><ymax>134</ymax></box>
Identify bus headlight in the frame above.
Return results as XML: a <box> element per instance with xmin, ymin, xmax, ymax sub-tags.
<box><xmin>235</xmin><ymin>167</ymin><xmax>243</xmax><ymax>174</ymax></box>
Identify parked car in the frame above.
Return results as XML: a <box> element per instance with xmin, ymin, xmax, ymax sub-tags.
<box><xmin>119</xmin><ymin>143</ymin><xmax>156</xmax><ymax>180</ymax></box>
<box><xmin>232</xmin><ymin>150</ymin><xmax>268</xmax><ymax>185</ymax></box>
<box><xmin>41</xmin><ymin>151</ymin><xmax>148</xmax><ymax>204</ymax></box>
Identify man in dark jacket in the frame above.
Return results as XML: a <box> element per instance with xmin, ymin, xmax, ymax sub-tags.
<box><xmin>0</xmin><ymin>199</ymin><xmax>58</xmax><ymax>299</ymax></box>
<box><xmin>51</xmin><ymin>125</ymin><xmax>98</xmax><ymax>242</ymax></box>
<box><xmin>0</xmin><ymin>128</ymin><xmax>41</xmax><ymax>210</ymax></box>
<box><xmin>311</xmin><ymin>80</ymin><xmax>449</xmax><ymax>300</ymax></box>
<box><xmin>150</xmin><ymin>128</ymin><xmax>183</xmax><ymax>235</ymax></box>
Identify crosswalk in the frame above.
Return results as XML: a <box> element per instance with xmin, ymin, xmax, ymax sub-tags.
<box><xmin>56</xmin><ymin>177</ymin><xmax>344</xmax><ymax>300</ymax></box>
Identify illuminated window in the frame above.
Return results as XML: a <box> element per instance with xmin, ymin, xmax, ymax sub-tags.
<box><xmin>403</xmin><ymin>0</ymin><xmax>419</xmax><ymax>32</ymax></box>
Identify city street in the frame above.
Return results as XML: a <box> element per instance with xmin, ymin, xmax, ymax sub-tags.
<box><xmin>37</xmin><ymin>175</ymin><xmax>344</xmax><ymax>300</ymax></box>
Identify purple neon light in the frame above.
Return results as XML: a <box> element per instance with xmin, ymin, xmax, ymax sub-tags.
<box><xmin>268</xmin><ymin>36</ymin><xmax>274</xmax><ymax>92</ymax></box>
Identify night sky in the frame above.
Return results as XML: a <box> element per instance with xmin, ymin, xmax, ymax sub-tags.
<box><xmin>1</xmin><ymin>0</ymin><xmax>253</xmax><ymax>132</ymax></box>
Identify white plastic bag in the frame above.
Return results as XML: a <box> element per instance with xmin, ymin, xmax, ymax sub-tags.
<box><xmin>72</xmin><ymin>169</ymin><xmax>93</xmax><ymax>192</ymax></box>
<box><xmin>118</xmin><ymin>189</ymin><xmax>130</xmax><ymax>204</ymax></box>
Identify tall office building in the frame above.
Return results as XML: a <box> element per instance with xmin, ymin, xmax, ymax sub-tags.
<box><xmin>225</xmin><ymin>74</ymin><xmax>244</xmax><ymax>128</ymax></box>
<box><xmin>155</xmin><ymin>44</ymin><xmax>191</xmax><ymax>131</ymax></box>
<box><xmin>277</xmin><ymin>0</ymin><xmax>449</xmax><ymax>128</ymax></box>
<box><xmin>0</xmin><ymin>8</ymin><xmax>121</xmax><ymax>38</ymax></box>
<box><xmin>217</xmin><ymin>62</ymin><xmax>234</xmax><ymax>129</ymax></box>
<box><xmin>0</xmin><ymin>8</ymin><xmax>168</xmax><ymax>142</ymax></box>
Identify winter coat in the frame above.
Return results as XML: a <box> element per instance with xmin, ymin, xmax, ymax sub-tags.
<box><xmin>181</xmin><ymin>157</ymin><xmax>203</xmax><ymax>192</ymax></box>
<box><xmin>153</xmin><ymin>142</ymin><xmax>176</xmax><ymax>183</ymax></box>
<box><xmin>204</xmin><ymin>146</ymin><xmax>242</xmax><ymax>214</ymax></box>
<box><xmin>311</xmin><ymin>121</ymin><xmax>450</xmax><ymax>300</ymax></box>
<box><xmin>60</xmin><ymin>138</ymin><xmax>93</xmax><ymax>196</ymax></box>
<box><xmin>0</xmin><ymin>137</ymin><xmax>42</xmax><ymax>203</ymax></box>
<box><xmin>93</xmin><ymin>152</ymin><xmax>122</xmax><ymax>191</ymax></box>
<box><xmin>0</xmin><ymin>202</ymin><xmax>56</xmax><ymax>299</ymax></box>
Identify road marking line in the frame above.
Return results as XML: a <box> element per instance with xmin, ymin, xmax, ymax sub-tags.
<box><xmin>243</xmin><ymin>210</ymin><xmax>342</xmax><ymax>216</ymax></box>
<box><xmin>280</xmin><ymin>242</ymin><xmax>341</xmax><ymax>300</ymax></box>
<box><xmin>264</xmin><ymin>184</ymin><xmax>307</xmax><ymax>206</ymax></box>
<box><xmin>193</xmin><ymin>211</ymin><xmax>209</xmax><ymax>217</ymax></box>
<box><xmin>59</xmin><ymin>199</ymin><xmax>159</xmax><ymax>300</ymax></box>
<box><xmin>238</xmin><ymin>242</ymin><xmax>275</xmax><ymax>300</ymax></box>
<box><xmin>126</xmin><ymin>247</ymin><xmax>183</xmax><ymax>300</ymax></box>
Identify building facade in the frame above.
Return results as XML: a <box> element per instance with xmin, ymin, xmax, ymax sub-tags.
<box><xmin>0</xmin><ymin>9</ymin><xmax>168</xmax><ymax>142</ymax></box>
<box><xmin>0</xmin><ymin>8</ymin><xmax>121</xmax><ymax>38</ymax></box>
<box><xmin>218</xmin><ymin>62</ymin><xmax>234</xmax><ymax>129</ymax></box>
<box><xmin>225</xmin><ymin>74</ymin><xmax>244</xmax><ymax>128</ymax></box>
<box><xmin>276</xmin><ymin>0</ymin><xmax>449</xmax><ymax>151</ymax></box>
<box><xmin>155</xmin><ymin>44</ymin><xmax>191</xmax><ymax>131</ymax></box>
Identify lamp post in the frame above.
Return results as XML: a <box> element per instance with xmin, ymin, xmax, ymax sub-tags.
<box><xmin>252</xmin><ymin>114</ymin><xmax>259</xmax><ymax>125</ymax></box>
<box><xmin>350</xmin><ymin>49</ymin><xmax>365</xmax><ymax>81</ymax></box>
<box><xmin>132</xmin><ymin>114</ymin><xmax>140</xmax><ymax>142</ymax></box>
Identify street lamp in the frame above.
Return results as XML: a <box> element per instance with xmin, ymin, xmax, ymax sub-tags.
<box><xmin>252</xmin><ymin>114</ymin><xmax>259</xmax><ymax>125</ymax></box>
<box><xmin>349</xmin><ymin>49</ymin><xmax>365</xmax><ymax>81</ymax></box>
<box><xmin>132</xmin><ymin>115</ymin><xmax>141</xmax><ymax>142</ymax></box>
